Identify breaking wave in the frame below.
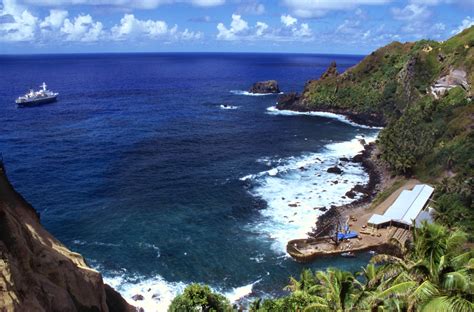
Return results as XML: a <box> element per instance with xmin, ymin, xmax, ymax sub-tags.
<box><xmin>266</xmin><ymin>106</ymin><xmax>383</xmax><ymax>129</ymax></box>
<box><xmin>243</xmin><ymin>134</ymin><xmax>378</xmax><ymax>253</ymax></box>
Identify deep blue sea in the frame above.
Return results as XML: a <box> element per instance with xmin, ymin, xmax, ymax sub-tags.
<box><xmin>0</xmin><ymin>53</ymin><xmax>379</xmax><ymax>310</ymax></box>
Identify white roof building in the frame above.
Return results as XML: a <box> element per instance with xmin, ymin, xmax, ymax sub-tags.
<box><xmin>368</xmin><ymin>184</ymin><xmax>434</xmax><ymax>227</ymax></box>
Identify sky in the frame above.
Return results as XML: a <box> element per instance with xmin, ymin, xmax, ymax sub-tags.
<box><xmin>0</xmin><ymin>0</ymin><xmax>473</xmax><ymax>54</ymax></box>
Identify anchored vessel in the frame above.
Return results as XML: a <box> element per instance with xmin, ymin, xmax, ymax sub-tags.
<box><xmin>15</xmin><ymin>83</ymin><xmax>58</xmax><ymax>106</ymax></box>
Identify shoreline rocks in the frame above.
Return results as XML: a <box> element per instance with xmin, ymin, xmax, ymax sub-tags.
<box><xmin>327</xmin><ymin>166</ymin><xmax>343</xmax><ymax>174</ymax></box>
<box><xmin>274</xmin><ymin>61</ymin><xmax>386</xmax><ymax>128</ymax></box>
<box><xmin>308</xmin><ymin>143</ymin><xmax>382</xmax><ymax>238</ymax></box>
<box><xmin>249</xmin><ymin>80</ymin><xmax>280</xmax><ymax>94</ymax></box>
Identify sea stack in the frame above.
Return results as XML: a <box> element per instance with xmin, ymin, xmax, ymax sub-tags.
<box><xmin>0</xmin><ymin>164</ymin><xmax>134</xmax><ymax>312</ymax></box>
<box><xmin>249</xmin><ymin>80</ymin><xmax>280</xmax><ymax>94</ymax></box>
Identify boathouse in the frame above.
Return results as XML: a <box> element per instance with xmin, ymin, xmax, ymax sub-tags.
<box><xmin>368</xmin><ymin>184</ymin><xmax>435</xmax><ymax>229</ymax></box>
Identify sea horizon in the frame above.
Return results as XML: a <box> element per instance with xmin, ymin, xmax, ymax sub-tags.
<box><xmin>0</xmin><ymin>52</ymin><xmax>378</xmax><ymax>310</ymax></box>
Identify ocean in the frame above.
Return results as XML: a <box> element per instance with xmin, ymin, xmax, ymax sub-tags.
<box><xmin>0</xmin><ymin>53</ymin><xmax>379</xmax><ymax>310</ymax></box>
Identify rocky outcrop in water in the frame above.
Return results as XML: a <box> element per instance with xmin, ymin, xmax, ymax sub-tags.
<box><xmin>0</xmin><ymin>164</ymin><xmax>134</xmax><ymax>312</ymax></box>
<box><xmin>327</xmin><ymin>166</ymin><xmax>343</xmax><ymax>174</ymax></box>
<box><xmin>249</xmin><ymin>80</ymin><xmax>280</xmax><ymax>94</ymax></box>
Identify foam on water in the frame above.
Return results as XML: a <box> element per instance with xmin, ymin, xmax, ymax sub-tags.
<box><xmin>223</xmin><ymin>279</ymin><xmax>261</xmax><ymax>303</ymax></box>
<box><xmin>266</xmin><ymin>106</ymin><xmax>383</xmax><ymax>129</ymax></box>
<box><xmin>104</xmin><ymin>273</ymin><xmax>186</xmax><ymax>312</ymax></box>
<box><xmin>244</xmin><ymin>133</ymin><xmax>378</xmax><ymax>253</ymax></box>
<box><xmin>220</xmin><ymin>104</ymin><xmax>239</xmax><ymax>110</ymax></box>
<box><xmin>104</xmin><ymin>273</ymin><xmax>260</xmax><ymax>312</ymax></box>
<box><xmin>230</xmin><ymin>90</ymin><xmax>283</xmax><ymax>96</ymax></box>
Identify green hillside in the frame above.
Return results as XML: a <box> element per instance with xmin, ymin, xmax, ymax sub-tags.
<box><xmin>300</xmin><ymin>26</ymin><xmax>473</xmax><ymax>123</ymax></box>
<box><xmin>279</xmin><ymin>27</ymin><xmax>473</xmax><ymax>235</ymax></box>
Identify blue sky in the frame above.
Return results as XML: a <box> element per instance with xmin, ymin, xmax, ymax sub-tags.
<box><xmin>0</xmin><ymin>0</ymin><xmax>472</xmax><ymax>54</ymax></box>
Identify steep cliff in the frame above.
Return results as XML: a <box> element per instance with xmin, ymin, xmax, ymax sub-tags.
<box><xmin>277</xmin><ymin>26</ymin><xmax>473</xmax><ymax>127</ymax></box>
<box><xmin>276</xmin><ymin>26</ymin><xmax>473</xmax><ymax>236</ymax></box>
<box><xmin>0</xmin><ymin>164</ymin><xmax>134</xmax><ymax>312</ymax></box>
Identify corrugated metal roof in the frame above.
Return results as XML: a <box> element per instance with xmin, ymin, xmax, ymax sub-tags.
<box><xmin>368</xmin><ymin>184</ymin><xmax>434</xmax><ymax>226</ymax></box>
<box><xmin>368</xmin><ymin>214</ymin><xmax>391</xmax><ymax>225</ymax></box>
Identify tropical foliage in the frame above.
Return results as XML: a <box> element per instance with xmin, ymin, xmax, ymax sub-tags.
<box><xmin>168</xmin><ymin>283</ymin><xmax>232</xmax><ymax>312</ymax></box>
<box><xmin>302</xmin><ymin>26</ymin><xmax>474</xmax><ymax>235</ymax></box>
<box><xmin>249</xmin><ymin>222</ymin><xmax>473</xmax><ymax>312</ymax></box>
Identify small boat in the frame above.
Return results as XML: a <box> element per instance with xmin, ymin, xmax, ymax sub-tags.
<box><xmin>16</xmin><ymin>82</ymin><xmax>58</xmax><ymax>107</ymax></box>
<box><xmin>340</xmin><ymin>252</ymin><xmax>356</xmax><ymax>258</ymax></box>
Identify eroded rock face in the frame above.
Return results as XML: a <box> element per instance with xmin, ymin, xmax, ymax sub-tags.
<box><xmin>430</xmin><ymin>69</ymin><xmax>469</xmax><ymax>99</ymax></box>
<box><xmin>249</xmin><ymin>80</ymin><xmax>280</xmax><ymax>94</ymax></box>
<box><xmin>320</xmin><ymin>61</ymin><xmax>338</xmax><ymax>80</ymax></box>
<box><xmin>0</xmin><ymin>165</ymin><xmax>134</xmax><ymax>312</ymax></box>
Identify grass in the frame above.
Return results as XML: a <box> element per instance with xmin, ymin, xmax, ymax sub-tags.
<box><xmin>369</xmin><ymin>178</ymin><xmax>406</xmax><ymax>210</ymax></box>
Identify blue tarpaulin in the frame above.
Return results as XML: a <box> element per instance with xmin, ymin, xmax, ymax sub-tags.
<box><xmin>337</xmin><ymin>231</ymin><xmax>358</xmax><ymax>240</ymax></box>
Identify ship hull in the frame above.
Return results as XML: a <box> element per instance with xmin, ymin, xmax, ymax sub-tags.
<box><xmin>16</xmin><ymin>96</ymin><xmax>57</xmax><ymax>107</ymax></box>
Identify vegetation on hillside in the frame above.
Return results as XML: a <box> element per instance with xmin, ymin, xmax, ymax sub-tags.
<box><xmin>170</xmin><ymin>223</ymin><xmax>473</xmax><ymax>312</ymax></box>
<box><xmin>298</xmin><ymin>26</ymin><xmax>474</xmax><ymax>236</ymax></box>
<box><xmin>168</xmin><ymin>29</ymin><xmax>474</xmax><ymax>311</ymax></box>
<box><xmin>169</xmin><ymin>284</ymin><xmax>232</xmax><ymax>312</ymax></box>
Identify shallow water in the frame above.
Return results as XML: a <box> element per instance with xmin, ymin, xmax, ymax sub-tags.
<box><xmin>0</xmin><ymin>53</ymin><xmax>378</xmax><ymax>310</ymax></box>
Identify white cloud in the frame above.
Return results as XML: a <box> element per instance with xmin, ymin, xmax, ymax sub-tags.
<box><xmin>451</xmin><ymin>16</ymin><xmax>474</xmax><ymax>34</ymax></box>
<box><xmin>40</xmin><ymin>10</ymin><xmax>68</xmax><ymax>29</ymax></box>
<box><xmin>255</xmin><ymin>21</ymin><xmax>268</xmax><ymax>36</ymax></box>
<box><xmin>216</xmin><ymin>14</ymin><xmax>248</xmax><ymax>40</ymax></box>
<box><xmin>391</xmin><ymin>4</ymin><xmax>431</xmax><ymax>21</ymax></box>
<box><xmin>217</xmin><ymin>14</ymin><xmax>312</xmax><ymax>42</ymax></box>
<box><xmin>282</xmin><ymin>0</ymin><xmax>391</xmax><ymax>18</ymax></box>
<box><xmin>281</xmin><ymin>14</ymin><xmax>297</xmax><ymax>27</ymax></box>
<box><xmin>336</xmin><ymin>19</ymin><xmax>361</xmax><ymax>34</ymax></box>
<box><xmin>61</xmin><ymin>14</ymin><xmax>104</xmax><ymax>42</ymax></box>
<box><xmin>0</xmin><ymin>0</ymin><xmax>37</xmax><ymax>41</ymax></box>
<box><xmin>111</xmin><ymin>13</ymin><xmax>202</xmax><ymax>41</ymax></box>
<box><xmin>432</xmin><ymin>22</ymin><xmax>445</xmax><ymax>31</ymax></box>
<box><xmin>237</xmin><ymin>1</ymin><xmax>265</xmax><ymax>15</ymax></box>
<box><xmin>0</xmin><ymin>1</ymin><xmax>202</xmax><ymax>43</ymax></box>
<box><xmin>20</xmin><ymin>0</ymin><xmax>225</xmax><ymax>9</ymax></box>
<box><xmin>111</xmin><ymin>14</ymin><xmax>169</xmax><ymax>40</ymax></box>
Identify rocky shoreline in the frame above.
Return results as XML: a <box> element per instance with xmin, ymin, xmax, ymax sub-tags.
<box><xmin>276</xmin><ymin>93</ymin><xmax>386</xmax><ymax>128</ymax></box>
<box><xmin>308</xmin><ymin>142</ymin><xmax>383</xmax><ymax>238</ymax></box>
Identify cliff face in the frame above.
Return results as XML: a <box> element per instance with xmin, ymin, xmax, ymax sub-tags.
<box><xmin>0</xmin><ymin>164</ymin><xmax>134</xmax><ymax>312</ymax></box>
<box><xmin>275</xmin><ymin>27</ymin><xmax>473</xmax><ymax>236</ymax></box>
<box><xmin>277</xmin><ymin>26</ymin><xmax>473</xmax><ymax>126</ymax></box>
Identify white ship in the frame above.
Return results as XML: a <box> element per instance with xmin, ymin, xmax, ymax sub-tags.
<box><xmin>15</xmin><ymin>83</ymin><xmax>58</xmax><ymax>106</ymax></box>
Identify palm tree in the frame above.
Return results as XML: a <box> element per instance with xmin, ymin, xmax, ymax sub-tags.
<box><xmin>285</xmin><ymin>269</ymin><xmax>316</xmax><ymax>293</ymax></box>
<box><xmin>371</xmin><ymin>222</ymin><xmax>473</xmax><ymax>312</ymax></box>
<box><xmin>303</xmin><ymin>268</ymin><xmax>360</xmax><ymax>311</ymax></box>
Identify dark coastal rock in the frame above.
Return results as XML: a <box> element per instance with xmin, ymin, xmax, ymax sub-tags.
<box><xmin>351</xmin><ymin>153</ymin><xmax>364</xmax><ymax>163</ymax></box>
<box><xmin>318</xmin><ymin>207</ymin><xmax>327</xmax><ymax>212</ymax></box>
<box><xmin>339</xmin><ymin>157</ymin><xmax>350</xmax><ymax>162</ymax></box>
<box><xmin>327</xmin><ymin>166</ymin><xmax>343</xmax><ymax>174</ymax></box>
<box><xmin>345</xmin><ymin>190</ymin><xmax>357</xmax><ymax>199</ymax></box>
<box><xmin>249</xmin><ymin>80</ymin><xmax>280</xmax><ymax>94</ymax></box>
<box><xmin>132</xmin><ymin>294</ymin><xmax>145</xmax><ymax>301</ymax></box>
<box><xmin>276</xmin><ymin>92</ymin><xmax>301</xmax><ymax>110</ymax></box>
<box><xmin>353</xmin><ymin>184</ymin><xmax>369</xmax><ymax>195</ymax></box>
<box><xmin>309</xmin><ymin>143</ymin><xmax>382</xmax><ymax>239</ymax></box>
<box><xmin>320</xmin><ymin>61</ymin><xmax>339</xmax><ymax>80</ymax></box>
